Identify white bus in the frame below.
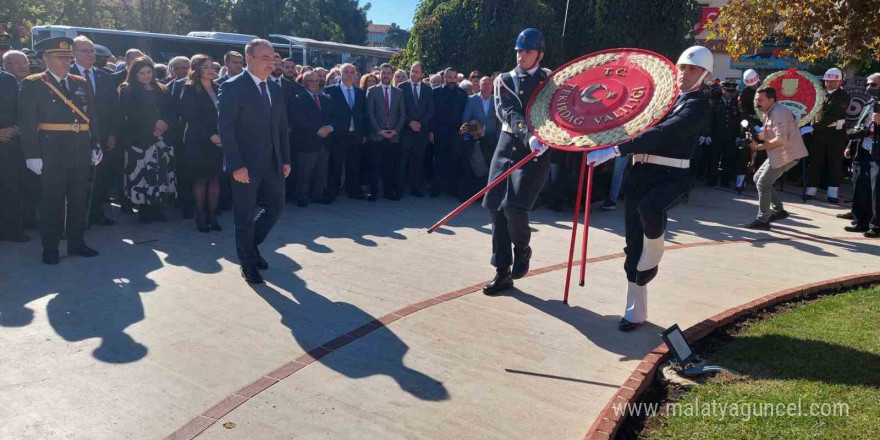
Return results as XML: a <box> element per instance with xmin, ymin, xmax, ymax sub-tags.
<box><xmin>31</xmin><ymin>25</ymin><xmax>397</xmax><ymax>71</ymax></box>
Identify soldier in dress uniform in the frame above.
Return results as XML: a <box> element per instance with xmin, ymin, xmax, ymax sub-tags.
<box><xmin>585</xmin><ymin>46</ymin><xmax>713</xmax><ymax>331</ymax></box>
<box><xmin>707</xmin><ymin>81</ymin><xmax>741</xmax><ymax>187</ymax></box>
<box><xmin>736</xmin><ymin>69</ymin><xmax>761</xmax><ymax>193</ymax></box>
<box><xmin>805</xmin><ymin>67</ymin><xmax>851</xmax><ymax>203</ymax></box>
<box><xmin>481</xmin><ymin>28</ymin><xmax>552</xmax><ymax>296</ymax></box>
<box><xmin>19</xmin><ymin>37</ymin><xmax>103</xmax><ymax>265</ymax></box>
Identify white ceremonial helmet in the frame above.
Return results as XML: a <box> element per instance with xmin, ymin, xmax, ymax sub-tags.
<box><xmin>743</xmin><ymin>69</ymin><xmax>760</xmax><ymax>87</ymax></box>
<box><xmin>676</xmin><ymin>46</ymin><xmax>714</xmax><ymax>75</ymax></box>
<box><xmin>823</xmin><ymin>67</ymin><xmax>843</xmax><ymax>81</ymax></box>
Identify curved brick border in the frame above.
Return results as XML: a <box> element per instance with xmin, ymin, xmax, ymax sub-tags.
<box><xmin>165</xmin><ymin>234</ymin><xmax>878</xmax><ymax>440</ymax></box>
<box><xmin>582</xmin><ymin>271</ymin><xmax>880</xmax><ymax>440</ymax></box>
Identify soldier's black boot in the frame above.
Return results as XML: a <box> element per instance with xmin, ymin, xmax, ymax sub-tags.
<box><xmin>511</xmin><ymin>246</ymin><xmax>532</xmax><ymax>279</ymax></box>
<box><xmin>483</xmin><ymin>269</ymin><xmax>513</xmax><ymax>296</ymax></box>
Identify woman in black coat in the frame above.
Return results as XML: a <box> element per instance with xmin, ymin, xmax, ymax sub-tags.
<box><xmin>118</xmin><ymin>56</ymin><xmax>176</xmax><ymax>223</ymax></box>
<box><xmin>178</xmin><ymin>54</ymin><xmax>223</xmax><ymax>232</ymax></box>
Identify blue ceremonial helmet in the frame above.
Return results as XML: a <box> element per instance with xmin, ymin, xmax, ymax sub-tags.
<box><xmin>515</xmin><ymin>28</ymin><xmax>545</xmax><ymax>52</ymax></box>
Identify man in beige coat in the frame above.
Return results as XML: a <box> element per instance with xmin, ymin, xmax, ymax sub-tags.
<box><xmin>741</xmin><ymin>86</ymin><xmax>809</xmax><ymax>230</ymax></box>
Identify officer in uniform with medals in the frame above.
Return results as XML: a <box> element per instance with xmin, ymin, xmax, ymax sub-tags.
<box><xmin>481</xmin><ymin>28</ymin><xmax>552</xmax><ymax>296</ymax></box>
<box><xmin>585</xmin><ymin>46</ymin><xmax>713</xmax><ymax>331</ymax></box>
<box><xmin>19</xmin><ymin>37</ymin><xmax>103</xmax><ymax>265</ymax></box>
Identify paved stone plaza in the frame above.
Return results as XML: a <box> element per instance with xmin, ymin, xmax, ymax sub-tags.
<box><xmin>1</xmin><ymin>185</ymin><xmax>878</xmax><ymax>440</ymax></box>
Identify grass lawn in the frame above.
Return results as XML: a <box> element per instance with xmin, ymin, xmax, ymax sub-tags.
<box><xmin>642</xmin><ymin>285</ymin><xmax>880</xmax><ymax>440</ymax></box>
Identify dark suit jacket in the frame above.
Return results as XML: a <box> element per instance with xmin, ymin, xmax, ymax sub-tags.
<box><xmin>290</xmin><ymin>90</ymin><xmax>334</xmax><ymax>153</ymax></box>
<box><xmin>366</xmin><ymin>84</ymin><xmax>406</xmax><ymax>143</ymax></box>
<box><xmin>111</xmin><ymin>69</ymin><xmax>127</xmax><ymax>87</ymax></box>
<box><xmin>166</xmin><ymin>78</ymin><xmax>189</xmax><ymax>147</ymax></box>
<box><xmin>0</xmin><ymin>71</ymin><xmax>18</xmax><ymax>132</ymax></box>
<box><xmin>432</xmin><ymin>84</ymin><xmax>468</xmax><ymax>133</ymax></box>
<box><xmin>70</xmin><ymin>64</ymin><xmax>119</xmax><ymax>140</ymax></box>
<box><xmin>179</xmin><ymin>82</ymin><xmax>220</xmax><ymax>154</ymax></box>
<box><xmin>218</xmin><ymin>70</ymin><xmax>290</xmax><ymax>176</ymax></box>
<box><xmin>399</xmin><ymin>80</ymin><xmax>434</xmax><ymax>133</ymax></box>
<box><xmin>322</xmin><ymin>83</ymin><xmax>367</xmax><ymax>136</ymax></box>
<box><xmin>118</xmin><ymin>84</ymin><xmax>173</xmax><ymax>149</ymax></box>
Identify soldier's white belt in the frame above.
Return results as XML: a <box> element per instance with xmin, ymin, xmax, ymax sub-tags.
<box><xmin>633</xmin><ymin>154</ymin><xmax>689</xmax><ymax>169</ymax></box>
<box><xmin>501</xmin><ymin>122</ymin><xmax>517</xmax><ymax>134</ymax></box>
<box><xmin>38</xmin><ymin>123</ymin><xmax>89</xmax><ymax>133</ymax></box>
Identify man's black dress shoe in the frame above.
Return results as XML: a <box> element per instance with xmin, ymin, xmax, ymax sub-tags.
<box><xmin>68</xmin><ymin>245</ymin><xmax>99</xmax><ymax>257</ymax></box>
<box><xmin>511</xmin><ymin>246</ymin><xmax>532</xmax><ymax>279</ymax></box>
<box><xmin>618</xmin><ymin>318</ymin><xmax>644</xmax><ymax>332</ymax></box>
<box><xmin>255</xmin><ymin>254</ymin><xmax>269</xmax><ymax>270</ymax></box>
<box><xmin>43</xmin><ymin>251</ymin><xmax>60</xmax><ymax>265</ymax></box>
<box><xmin>865</xmin><ymin>229</ymin><xmax>880</xmax><ymax>238</ymax></box>
<box><xmin>769</xmin><ymin>210</ymin><xmax>789</xmax><ymax>222</ymax></box>
<box><xmin>483</xmin><ymin>271</ymin><xmax>513</xmax><ymax>296</ymax></box>
<box><xmin>828</xmin><ymin>197</ymin><xmax>839</xmax><ymax>204</ymax></box>
<box><xmin>367</xmin><ymin>194</ymin><xmax>378</xmax><ymax>202</ymax></box>
<box><xmin>836</xmin><ymin>212</ymin><xmax>854</xmax><ymax>220</ymax></box>
<box><xmin>845</xmin><ymin>224</ymin><xmax>869</xmax><ymax>233</ymax></box>
<box><xmin>741</xmin><ymin>219</ymin><xmax>771</xmax><ymax>230</ymax></box>
<box><xmin>241</xmin><ymin>265</ymin><xmax>264</xmax><ymax>284</ymax></box>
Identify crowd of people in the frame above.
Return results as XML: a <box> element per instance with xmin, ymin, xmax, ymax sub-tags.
<box><xmin>0</xmin><ymin>34</ymin><xmax>878</xmax><ymax>270</ymax></box>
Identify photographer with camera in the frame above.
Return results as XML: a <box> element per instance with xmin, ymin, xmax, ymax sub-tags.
<box><xmin>843</xmin><ymin>73</ymin><xmax>880</xmax><ymax>237</ymax></box>
<box><xmin>740</xmin><ymin>87</ymin><xmax>809</xmax><ymax>230</ymax></box>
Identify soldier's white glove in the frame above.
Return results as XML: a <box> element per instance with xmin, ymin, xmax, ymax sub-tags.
<box><xmin>698</xmin><ymin>136</ymin><xmax>706</xmax><ymax>145</ymax></box>
<box><xmin>705</xmin><ymin>136</ymin><xmax>712</xmax><ymax>145</ymax></box>
<box><xmin>528</xmin><ymin>137</ymin><xmax>549</xmax><ymax>156</ymax></box>
<box><xmin>91</xmin><ymin>149</ymin><xmax>103</xmax><ymax>166</ymax></box>
<box><xmin>586</xmin><ymin>146</ymin><xmax>620</xmax><ymax>166</ymax></box>
<box><xmin>26</xmin><ymin>159</ymin><xmax>43</xmax><ymax>175</ymax></box>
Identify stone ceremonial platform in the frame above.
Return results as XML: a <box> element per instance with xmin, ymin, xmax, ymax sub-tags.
<box><xmin>1</xmin><ymin>185</ymin><xmax>878</xmax><ymax>440</ymax></box>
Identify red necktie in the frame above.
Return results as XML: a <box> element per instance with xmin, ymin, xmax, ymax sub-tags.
<box><xmin>313</xmin><ymin>93</ymin><xmax>321</xmax><ymax>110</ymax></box>
<box><xmin>384</xmin><ymin>86</ymin><xmax>391</xmax><ymax>129</ymax></box>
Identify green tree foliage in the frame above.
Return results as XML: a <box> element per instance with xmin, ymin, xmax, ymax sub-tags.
<box><xmin>231</xmin><ymin>0</ymin><xmax>368</xmax><ymax>43</ymax></box>
<box><xmin>385</xmin><ymin>22</ymin><xmax>410</xmax><ymax>48</ymax></box>
<box><xmin>710</xmin><ymin>0</ymin><xmax>880</xmax><ymax>63</ymax></box>
<box><xmin>398</xmin><ymin>0</ymin><xmax>700</xmax><ymax>73</ymax></box>
<box><xmin>0</xmin><ymin>0</ymin><xmax>368</xmax><ymax>48</ymax></box>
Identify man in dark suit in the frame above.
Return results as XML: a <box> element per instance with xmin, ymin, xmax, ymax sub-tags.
<box><xmin>218</xmin><ymin>39</ymin><xmax>291</xmax><ymax>284</ymax></box>
<box><xmin>166</xmin><ymin>72</ymin><xmax>200</xmax><ymax>217</ymax></box>
<box><xmin>431</xmin><ymin>67</ymin><xmax>468</xmax><ymax>197</ymax></box>
<box><xmin>216</xmin><ymin>51</ymin><xmax>244</xmax><ymax>85</ymax></box>
<box><xmin>71</xmin><ymin>36</ymin><xmax>119</xmax><ymax>226</ymax></box>
<box><xmin>3</xmin><ymin>50</ymin><xmax>40</xmax><ymax>231</ymax></box>
<box><xmin>323</xmin><ymin>63</ymin><xmax>368</xmax><ymax>201</ymax></box>
<box><xmin>0</xmin><ymin>67</ymin><xmax>28</xmax><ymax>242</ymax></box>
<box><xmin>398</xmin><ymin>61</ymin><xmax>434</xmax><ymax>197</ymax></box>
<box><xmin>111</xmin><ymin>48</ymin><xmax>144</xmax><ymax>87</ymax></box>
<box><xmin>290</xmin><ymin>70</ymin><xmax>335</xmax><ymax>206</ymax></box>
<box><xmin>366</xmin><ymin>63</ymin><xmax>406</xmax><ymax>201</ymax></box>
